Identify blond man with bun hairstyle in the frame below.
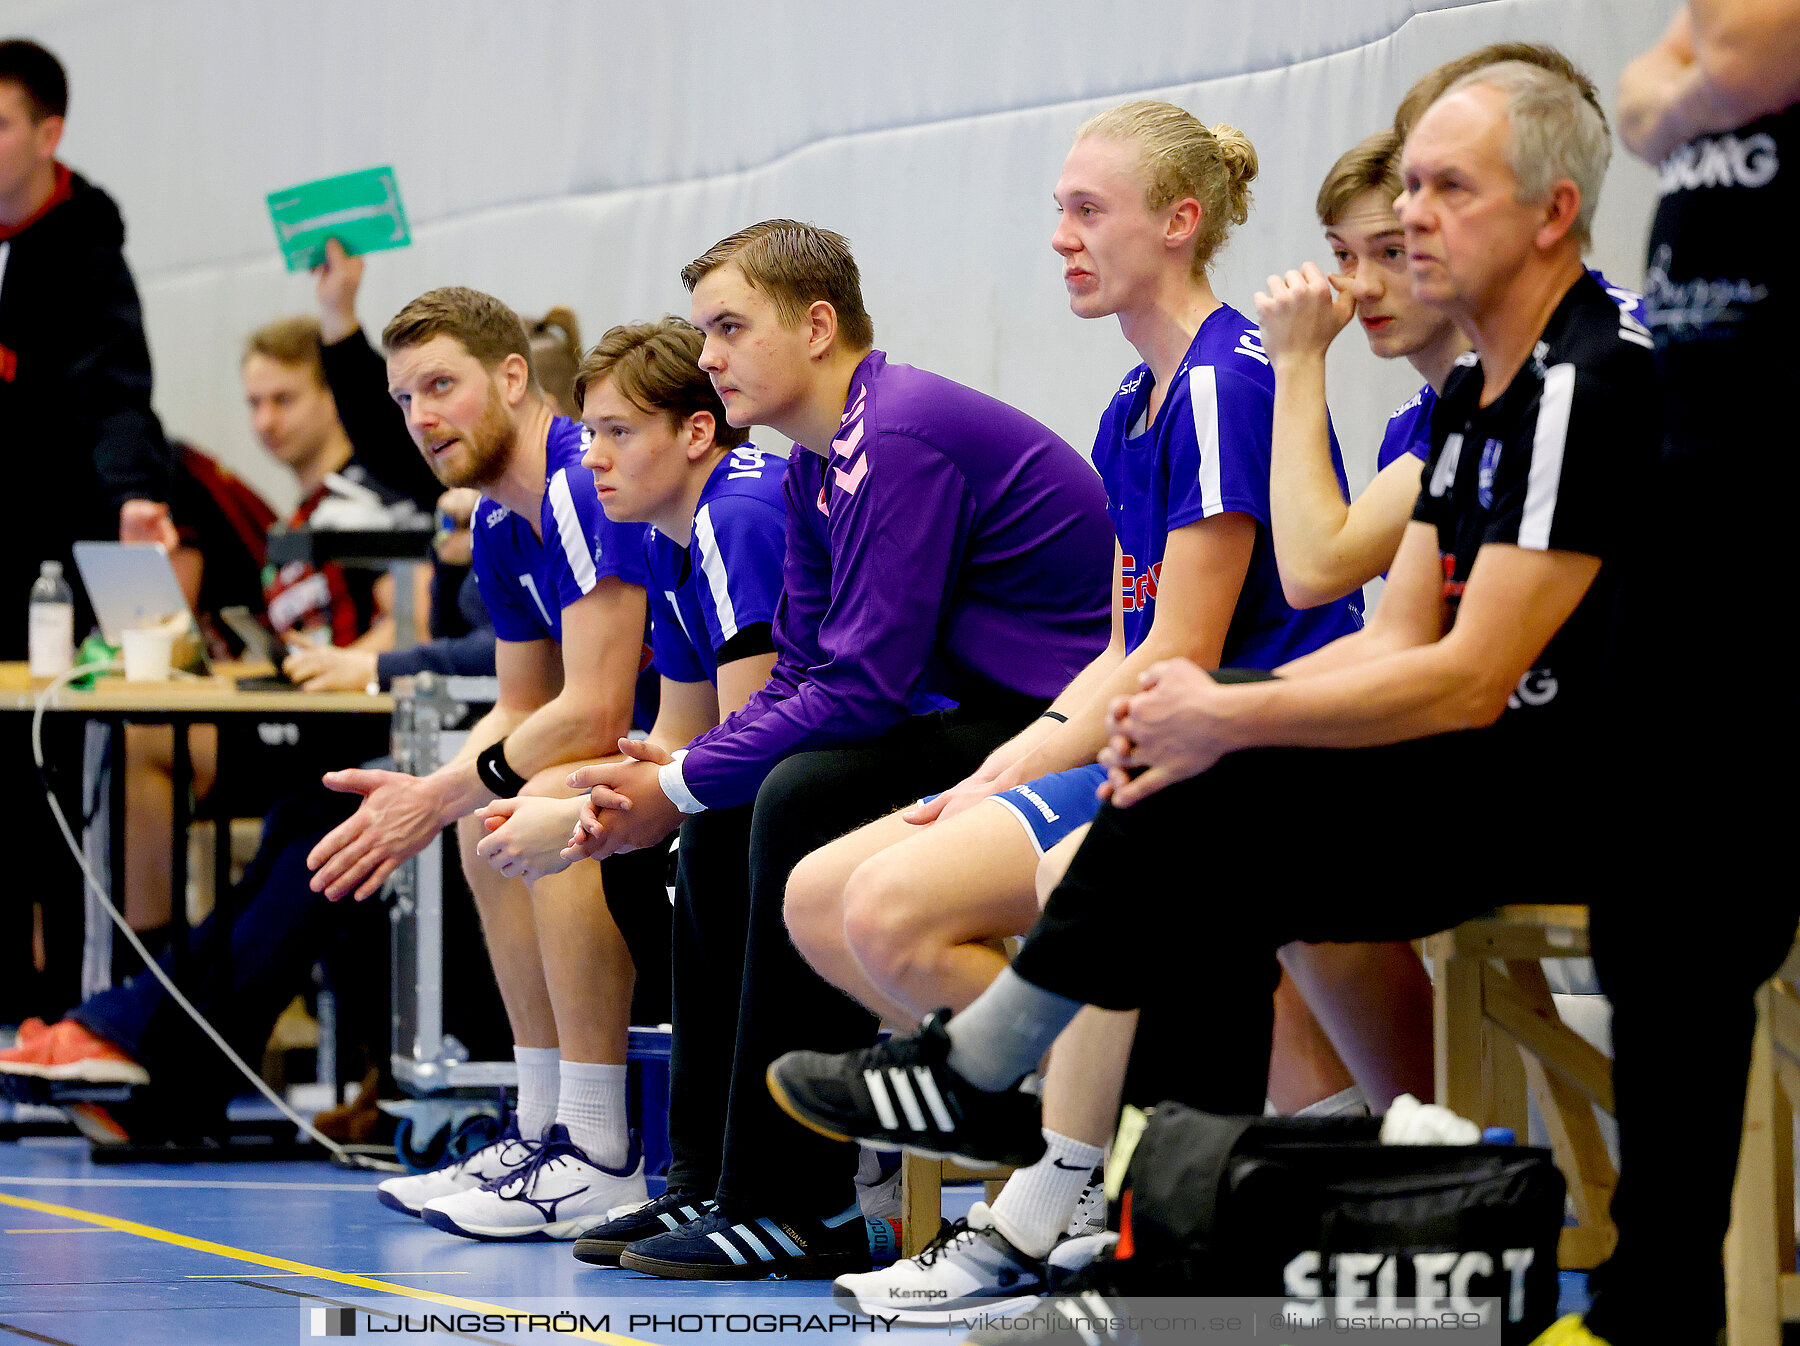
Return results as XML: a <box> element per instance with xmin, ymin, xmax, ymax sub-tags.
<box><xmin>776</xmin><ymin>100</ymin><xmax>1364</xmax><ymax>1316</ymax></box>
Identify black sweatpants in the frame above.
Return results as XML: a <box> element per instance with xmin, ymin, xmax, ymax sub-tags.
<box><xmin>1019</xmin><ymin>715</ymin><xmax>1797</xmax><ymax>1344</ymax></box>
<box><xmin>1579</xmin><ymin>454</ymin><xmax>1800</xmax><ymax>1344</ymax></box>
<box><xmin>1015</xmin><ymin>730</ymin><xmax>1537</xmax><ymax>1116</ymax></box>
<box><xmin>667</xmin><ymin>696</ymin><xmax>1044</xmax><ymax>1217</ymax></box>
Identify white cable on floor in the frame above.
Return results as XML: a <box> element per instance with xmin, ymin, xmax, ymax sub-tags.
<box><xmin>30</xmin><ymin>660</ymin><xmax>401</xmax><ymax>1171</ymax></box>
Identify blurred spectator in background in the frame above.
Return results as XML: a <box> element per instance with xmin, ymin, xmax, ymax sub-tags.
<box><xmin>1</xmin><ymin>36</ymin><xmax>171</xmax><ymax>1024</ymax></box>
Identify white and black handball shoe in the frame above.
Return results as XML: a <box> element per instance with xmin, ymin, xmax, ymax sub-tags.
<box><xmin>832</xmin><ymin>1202</ymin><xmax>1049</xmax><ymax>1323</ymax></box>
<box><xmin>375</xmin><ymin>1116</ymin><xmax>541</xmax><ymax>1217</ymax></box>
<box><xmin>765</xmin><ymin>1009</ymin><xmax>1046</xmax><ymax>1168</ymax></box>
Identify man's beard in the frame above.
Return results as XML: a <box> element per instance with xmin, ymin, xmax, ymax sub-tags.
<box><xmin>431</xmin><ymin>382</ymin><xmax>514</xmax><ymax>490</ymax></box>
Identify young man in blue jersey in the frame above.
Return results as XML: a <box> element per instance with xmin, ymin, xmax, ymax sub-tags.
<box><xmin>770</xmin><ymin>66</ymin><xmax>1661</xmax><ymax>1337</ymax></box>
<box><xmin>473</xmin><ymin>316</ymin><xmax>784</xmax><ymax>892</ymax></box>
<box><xmin>302</xmin><ymin>288</ymin><xmax>658</xmax><ymax>1239</ymax></box>
<box><xmin>471</xmin><ymin>317</ymin><xmax>794</xmax><ymax>1267</ymax></box>
<box><xmin>563</xmin><ymin>221</ymin><xmax>1115</xmax><ymax>1279</ymax></box>
<box><xmin>779</xmin><ymin>104</ymin><xmax>1365</xmax><ymax>1317</ymax></box>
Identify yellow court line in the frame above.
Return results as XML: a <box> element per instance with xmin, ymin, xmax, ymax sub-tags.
<box><xmin>0</xmin><ymin>1192</ymin><xmax>649</xmax><ymax>1345</ymax></box>
<box><xmin>186</xmin><ymin>1270</ymin><xmax>472</xmax><ymax>1279</ymax></box>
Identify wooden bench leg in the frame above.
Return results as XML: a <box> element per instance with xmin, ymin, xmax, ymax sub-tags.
<box><xmin>1727</xmin><ymin>983</ymin><xmax>1785</xmax><ymax>1346</ymax></box>
<box><xmin>1498</xmin><ymin>961</ymin><xmax>1616</xmax><ymax>1269</ymax></box>
<box><xmin>1431</xmin><ymin>931</ymin><xmax>1482</xmax><ymax>1118</ymax></box>
<box><xmin>901</xmin><ymin>1153</ymin><xmax>942</xmax><ymax>1257</ymax></box>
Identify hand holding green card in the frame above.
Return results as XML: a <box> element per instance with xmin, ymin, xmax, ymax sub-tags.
<box><xmin>266</xmin><ymin>166</ymin><xmax>412</xmax><ymax>272</ymax></box>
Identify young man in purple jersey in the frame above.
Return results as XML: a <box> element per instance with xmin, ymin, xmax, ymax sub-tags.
<box><xmin>770</xmin><ymin>65</ymin><xmax>1661</xmax><ymax>1340</ymax></box>
<box><xmin>779</xmin><ymin>103</ymin><xmax>1363</xmax><ymax>1318</ymax></box>
<box><xmin>561</xmin><ymin>221</ymin><xmax>1115</xmax><ymax>1279</ymax></box>
<box><xmin>302</xmin><ymin>288</ymin><xmax>659</xmax><ymax>1239</ymax></box>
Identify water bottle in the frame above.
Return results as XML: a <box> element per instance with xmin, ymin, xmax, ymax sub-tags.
<box><xmin>27</xmin><ymin>560</ymin><xmax>75</xmax><ymax>679</ymax></box>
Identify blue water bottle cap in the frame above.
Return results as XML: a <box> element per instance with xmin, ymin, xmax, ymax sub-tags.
<box><xmin>1482</xmin><ymin>1126</ymin><xmax>1516</xmax><ymax>1145</ymax></box>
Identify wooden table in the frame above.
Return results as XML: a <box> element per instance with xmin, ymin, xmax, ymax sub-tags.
<box><xmin>2</xmin><ymin>662</ymin><xmax>391</xmax><ymax>997</ymax></box>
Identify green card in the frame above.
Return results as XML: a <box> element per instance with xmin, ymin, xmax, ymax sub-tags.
<box><xmin>266</xmin><ymin>166</ymin><xmax>411</xmax><ymax>272</ymax></box>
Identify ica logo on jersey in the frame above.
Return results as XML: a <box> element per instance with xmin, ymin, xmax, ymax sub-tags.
<box><xmin>726</xmin><ymin>448</ymin><xmax>769</xmax><ymax>479</ymax></box>
<box><xmin>1119</xmin><ymin>553</ymin><xmax>1162</xmax><ymax>612</ymax></box>
<box><xmin>1234</xmin><ymin>328</ymin><xmax>1270</xmax><ymax>366</ymax></box>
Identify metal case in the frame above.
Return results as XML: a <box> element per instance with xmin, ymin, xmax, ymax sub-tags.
<box><xmin>388</xmin><ymin>672</ymin><xmax>512</xmax><ymax>1094</ymax></box>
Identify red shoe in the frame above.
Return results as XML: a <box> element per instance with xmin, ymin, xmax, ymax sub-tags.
<box><xmin>67</xmin><ymin>1102</ymin><xmax>131</xmax><ymax>1145</ymax></box>
<box><xmin>1</xmin><ymin>1017</ymin><xmax>52</xmax><ymax>1056</ymax></box>
<box><xmin>0</xmin><ymin>1019</ymin><xmax>148</xmax><ymax>1085</ymax></box>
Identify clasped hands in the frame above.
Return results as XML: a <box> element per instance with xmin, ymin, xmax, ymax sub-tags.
<box><xmin>1096</xmin><ymin>656</ymin><xmax>1237</xmax><ymax>809</ymax></box>
<box><xmin>471</xmin><ymin>738</ymin><xmax>682</xmax><ymax>882</ymax></box>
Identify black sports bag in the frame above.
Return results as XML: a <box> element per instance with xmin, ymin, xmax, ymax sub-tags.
<box><xmin>1116</xmin><ymin>1107</ymin><xmax>1567</xmax><ymax>1343</ymax></box>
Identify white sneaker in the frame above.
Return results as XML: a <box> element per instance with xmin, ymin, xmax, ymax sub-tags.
<box><xmin>422</xmin><ymin>1124</ymin><xmax>647</xmax><ymax>1241</ymax></box>
<box><xmin>831</xmin><ymin>1202</ymin><xmax>1048</xmax><ymax>1323</ymax></box>
<box><xmin>1050</xmin><ymin>1169</ymin><xmax>1118</xmax><ymax>1277</ymax></box>
<box><xmin>1066</xmin><ymin>1168</ymin><xmax>1106</xmax><ymax>1237</ymax></box>
<box><xmin>376</xmin><ymin>1117</ymin><xmax>540</xmax><ymax>1217</ymax></box>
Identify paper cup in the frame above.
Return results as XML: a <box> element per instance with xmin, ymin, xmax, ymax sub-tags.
<box><xmin>121</xmin><ymin>627</ymin><xmax>178</xmax><ymax>682</ymax></box>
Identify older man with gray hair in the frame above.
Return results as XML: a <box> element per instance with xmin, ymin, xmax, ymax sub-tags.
<box><xmin>766</xmin><ymin>58</ymin><xmax>1665</xmax><ymax>1343</ymax></box>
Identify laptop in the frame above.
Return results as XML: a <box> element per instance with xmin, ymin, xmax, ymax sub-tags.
<box><xmin>70</xmin><ymin>541</ymin><xmax>209</xmax><ymax>676</ymax></box>
<box><xmin>217</xmin><ymin>606</ymin><xmax>295</xmax><ymax>691</ymax></box>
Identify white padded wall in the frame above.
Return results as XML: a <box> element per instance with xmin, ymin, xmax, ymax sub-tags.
<box><xmin>12</xmin><ymin>0</ymin><xmax>1678</xmax><ymax>514</ymax></box>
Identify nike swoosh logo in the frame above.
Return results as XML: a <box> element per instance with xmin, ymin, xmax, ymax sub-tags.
<box><xmin>1051</xmin><ymin>1158</ymin><xmax>1093</xmax><ymax>1171</ymax></box>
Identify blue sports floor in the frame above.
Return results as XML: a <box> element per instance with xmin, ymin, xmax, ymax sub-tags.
<box><xmin>0</xmin><ymin>1128</ymin><xmax>1590</xmax><ymax>1345</ymax></box>
<box><xmin>0</xmin><ymin>1131</ymin><xmax>978</xmax><ymax>1346</ymax></box>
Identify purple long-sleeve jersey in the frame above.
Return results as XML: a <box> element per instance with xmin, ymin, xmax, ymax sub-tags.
<box><xmin>663</xmin><ymin>350</ymin><xmax>1113</xmax><ymax>811</ymax></box>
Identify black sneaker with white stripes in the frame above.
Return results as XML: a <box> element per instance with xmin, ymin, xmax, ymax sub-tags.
<box><xmin>571</xmin><ymin>1191</ymin><xmax>716</xmax><ymax>1265</ymax></box>
<box><xmin>765</xmin><ymin>1009</ymin><xmax>1046</xmax><ymax>1168</ymax></box>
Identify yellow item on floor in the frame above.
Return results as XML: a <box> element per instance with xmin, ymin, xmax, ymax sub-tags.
<box><xmin>1529</xmin><ymin>1314</ymin><xmax>1612</xmax><ymax>1346</ymax></box>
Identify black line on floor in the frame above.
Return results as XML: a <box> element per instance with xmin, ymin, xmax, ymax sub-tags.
<box><xmin>0</xmin><ymin>1322</ymin><xmax>82</xmax><ymax>1346</ymax></box>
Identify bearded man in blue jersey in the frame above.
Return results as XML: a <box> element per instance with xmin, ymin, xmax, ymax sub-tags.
<box><xmin>305</xmin><ymin>288</ymin><xmax>660</xmax><ymax>1241</ymax></box>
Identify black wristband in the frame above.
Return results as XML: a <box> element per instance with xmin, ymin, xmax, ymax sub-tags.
<box><xmin>1040</xmin><ymin>710</ymin><xmax>1069</xmax><ymax>724</ymax></box>
<box><xmin>476</xmin><ymin>739</ymin><xmax>529</xmax><ymax>797</ymax></box>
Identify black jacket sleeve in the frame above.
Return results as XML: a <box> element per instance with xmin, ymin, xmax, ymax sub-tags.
<box><xmin>75</xmin><ymin>244</ymin><xmax>170</xmax><ymax>509</ymax></box>
<box><xmin>320</xmin><ymin>326</ymin><xmax>441</xmax><ymax>513</ymax></box>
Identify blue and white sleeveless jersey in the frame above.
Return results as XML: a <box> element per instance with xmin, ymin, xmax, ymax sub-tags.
<box><xmin>1091</xmin><ymin>302</ymin><xmax>1363</xmax><ymax>666</ymax></box>
<box><xmin>471</xmin><ymin>416</ymin><xmax>650</xmax><ymax>643</ymax></box>
<box><xmin>646</xmin><ymin>446</ymin><xmax>788</xmax><ymax>686</ymax></box>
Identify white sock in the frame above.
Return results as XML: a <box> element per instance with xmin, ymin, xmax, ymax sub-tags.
<box><xmin>512</xmin><ymin>1045</ymin><xmax>562</xmax><ymax>1140</ymax></box>
<box><xmin>989</xmin><ymin>1128</ymin><xmax>1104</xmax><ymax>1258</ymax></box>
<box><xmin>1292</xmin><ymin>1085</ymin><xmax>1369</xmax><ymax>1119</ymax></box>
<box><xmin>555</xmin><ymin>1060</ymin><xmax>629</xmax><ymax>1169</ymax></box>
